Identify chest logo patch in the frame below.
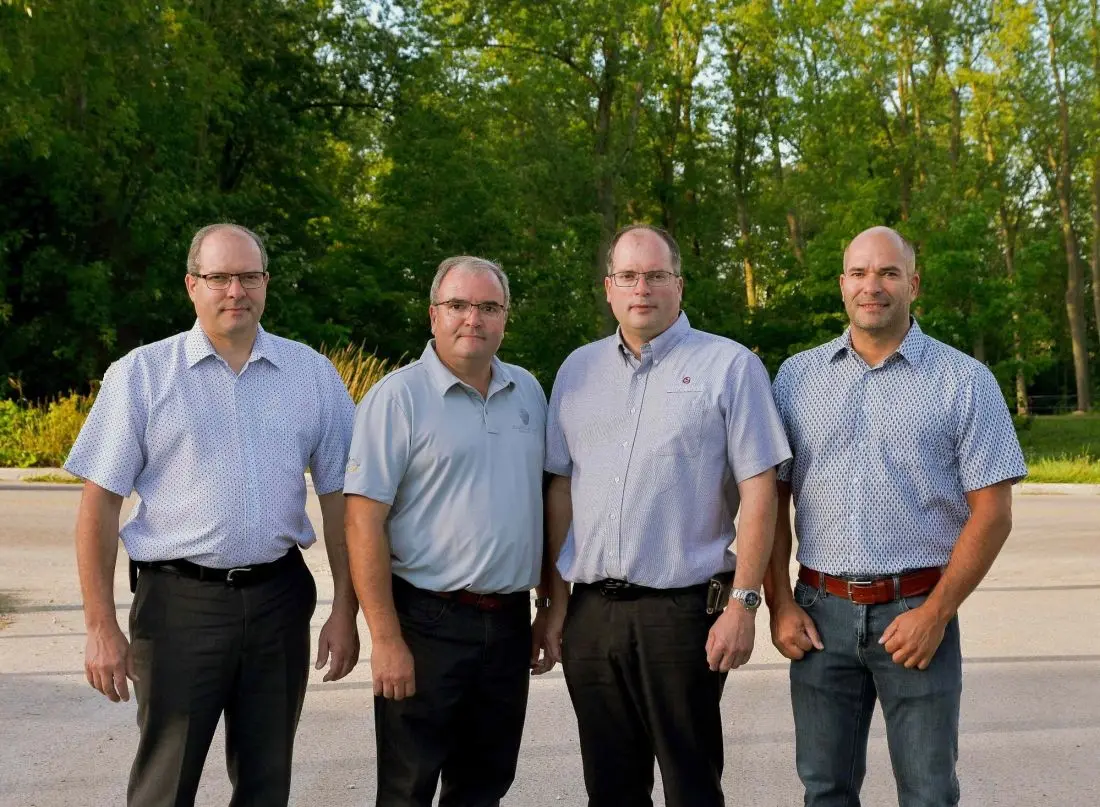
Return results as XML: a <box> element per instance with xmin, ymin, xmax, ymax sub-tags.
<box><xmin>519</xmin><ymin>407</ymin><xmax>530</xmax><ymax>425</ymax></box>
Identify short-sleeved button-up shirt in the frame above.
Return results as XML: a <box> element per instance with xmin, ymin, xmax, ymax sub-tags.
<box><xmin>344</xmin><ymin>342</ymin><xmax>547</xmax><ymax>594</ymax></box>
<box><xmin>64</xmin><ymin>321</ymin><xmax>355</xmax><ymax>568</ymax></box>
<box><xmin>546</xmin><ymin>313</ymin><xmax>792</xmax><ymax>589</ymax></box>
<box><xmin>773</xmin><ymin>320</ymin><xmax>1028</xmax><ymax>576</ymax></box>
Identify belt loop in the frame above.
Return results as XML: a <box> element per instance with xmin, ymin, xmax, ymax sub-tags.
<box><xmin>893</xmin><ymin>575</ymin><xmax>901</xmax><ymax>601</ymax></box>
<box><xmin>819</xmin><ymin>570</ymin><xmax>826</xmax><ymax>597</ymax></box>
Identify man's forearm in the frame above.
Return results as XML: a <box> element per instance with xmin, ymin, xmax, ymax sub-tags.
<box><xmin>318</xmin><ymin>491</ymin><xmax>357</xmax><ymax>613</ymax></box>
<box><xmin>731</xmin><ymin>469</ymin><xmax>779</xmax><ymax>592</ymax></box>
<box><xmin>344</xmin><ymin>496</ymin><xmax>402</xmax><ymax>642</ymax></box>
<box><xmin>925</xmin><ymin>482</ymin><xmax>1013</xmax><ymax>621</ymax></box>
<box><xmin>764</xmin><ymin>482</ymin><xmax>795</xmax><ymax>606</ymax></box>
<box><xmin>544</xmin><ymin>475</ymin><xmax>573</xmax><ymax>602</ymax></box>
<box><xmin>75</xmin><ymin>482</ymin><xmax>124</xmax><ymax>630</ymax></box>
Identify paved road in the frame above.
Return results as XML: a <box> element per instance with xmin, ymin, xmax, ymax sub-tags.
<box><xmin>1</xmin><ymin>483</ymin><xmax>1098</xmax><ymax>805</ymax></box>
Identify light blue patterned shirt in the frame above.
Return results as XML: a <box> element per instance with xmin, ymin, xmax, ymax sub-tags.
<box><xmin>546</xmin><ymin>313</ymin><xmax>792</xmax><ymax>588</ymax></box>
<box><xmin>773</xmin><ymin>320</ymin><xmax>1028</xmax><ymax>576</ymax></box>
<box><xmin>64</xmin><ymin>321</ymin><xmax>354</xmax><ymax>568</ymax></box>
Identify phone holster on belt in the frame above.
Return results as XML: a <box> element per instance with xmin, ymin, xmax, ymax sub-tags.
<box><xmin>705</xmin><ymin>571</ymin><xmax>735</xmax><ymax>615</ymax></box>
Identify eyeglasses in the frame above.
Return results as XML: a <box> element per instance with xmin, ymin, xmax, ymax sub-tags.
<box><xmin>189</xmin><ymin>271</ymin><xmax>268</xmax><ymax>290</ymax></box>
<box><xmin>608</xmin><ymin>270</ymin><xmax>680</xmax><ymax>287</ymax></box>
<box><xmin>432</xmin><ymin>299</ymin><xmax>508</xmax><ymax>318</ymax></box>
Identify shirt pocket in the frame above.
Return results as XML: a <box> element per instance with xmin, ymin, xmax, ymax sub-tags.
<box><xmin>654</xmin><ymin>389</ymin><xmax>705</xmax><ymax>457</ymax></box>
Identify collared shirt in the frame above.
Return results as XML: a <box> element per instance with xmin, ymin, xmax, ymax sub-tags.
<box><xmin>545</xmin><ymin>313</ymin><xmax>792</xmax><ymax>589</ymax></box>
<box><xmin>773</xmin><ymin>320</ymin><xmax>1028</xmax><ymax>576</ymax></box>
<box><xmin>344</xmin><ymin>342</ymin><xmax>546</xmax><ymax>594</ymax></box>
<box><xmin>64</xmin><ymin>321</ymin><xmax>354</xmax><ymax>568</ymax></box>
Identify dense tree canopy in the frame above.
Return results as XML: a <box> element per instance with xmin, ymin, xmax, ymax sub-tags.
<box><xmin>2</xmin><ymin>0</ymin><xmax>1098</xmax><ymax>412</ymax></box>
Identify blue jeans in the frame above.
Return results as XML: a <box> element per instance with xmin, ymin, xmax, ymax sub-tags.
<box><xmin>790</xmin><ymin>579</ymin><xmax>962</xmax><ymax>807</ymax></box>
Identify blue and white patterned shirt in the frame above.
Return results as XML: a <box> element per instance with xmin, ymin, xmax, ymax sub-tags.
<box><xmin>64</xmin><ymin>321</ymin><xmax>354</xmax><ymax>568</ymax></box>
<box><xmin>773</xmin><ymin>320</ymin><xmax>1027</xmax><ymax>576</ymax></box>
<box><xmin>546</xmin><ymin>313</ymin><xmax>792</xmax><ymax>588</ymax></box>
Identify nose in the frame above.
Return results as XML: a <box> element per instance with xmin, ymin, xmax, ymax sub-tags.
<box><xmin>633</xmin><ymin>276</ymin><xmax>653</xmax><ymax>294</ymax></box>
<box><xmin>225</xmin><ymin>275</ymin><xmax>247</xmax><ymax>296</ymax></box>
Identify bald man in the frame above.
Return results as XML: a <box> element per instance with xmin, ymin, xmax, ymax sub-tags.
<box><xmin>765</xmin><ymin>226</ymin><xmax>1026</xmax><ymax>806</ymax></box>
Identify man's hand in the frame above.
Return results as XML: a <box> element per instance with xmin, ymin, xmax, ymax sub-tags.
<box><xmin>371</xmin><ymin>636</ymin><xmax>416</xmax><ymax>699</ymax></box>
<box><xmin>530</xmin><ymin>608</ymin><xmax>556</xmax><ymax>675</ymax></box>
<box><xmin>542</xmin><ymin>599</ymin><xmax>568</xmax><ymax>666</ymax></box>
<box><xmin>705</xmin><ymin>605</ymin><xmax>756</xmax><ymax>672</ymax></box>
<box><xmin>879</xmin><ymin>602</ymin><xmax>950</xmax><ymax>670</ymax></box>
<box><xmin>85</xmin><ymin>622</ymin><xmax>136</xmax><ymax>702</ymax></box>
<box><xmin>769</xmin><ymin>599</ymin><xmax>824</xmax><ymax>660</ymax></box>
<box><xmin>315</xmin><ymin>606</ymin><xmax>361</xmax><ymax>682</ymax></box>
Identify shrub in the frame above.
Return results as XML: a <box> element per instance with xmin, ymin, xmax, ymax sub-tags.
<box><xmin>0</xmin><ymin>394</ymin><xmax>95</xmax><ymax>467</ymax></box>
<box><xmin>323</xmin><ymin>343</ymin><xmax>394</xmax><ymax>403</ymax></box>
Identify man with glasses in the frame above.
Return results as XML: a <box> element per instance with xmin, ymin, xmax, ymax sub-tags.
<box><xmin>344</xmin><ymin>256</ymin><xmax>550</xmax><ymax>806</ymax></box>
<box><xmin>541</xmin><ymin>224</ymin><xmax>791</xmax><ymax>806</ymax></box>
<box><xmin>65</xmin><ymin>223</ymin><xmax>359</xmax><ymax>806</ymax></box>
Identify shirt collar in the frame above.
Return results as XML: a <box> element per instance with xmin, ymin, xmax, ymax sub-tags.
<box><xmin>420</xmin><ymin>340</ymin><xmax>514</xmax><ymax>397</ymax></box>
<box><xmin>829</xmin><ymin>317</ymin><xmax>927</xmax><ymax>367</ymax></box>
<box><xmin>184</xmin><ymin>321</ymin><xmax>280</xmax><ymax>369</ymax></box>
<box><xmin>615</xmin><ymin>311</ymin><xmax>691</xmax><ymax>364</ymax></box>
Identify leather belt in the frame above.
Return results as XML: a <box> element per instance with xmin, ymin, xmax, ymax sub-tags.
<box><xmin>579</xmin><ymin>579</ymin><xmax>708</xmax><ymax>601</ymax></box>
<box><xmin>798</xmin><ymin>565</ymin><xmax>942</xmax><ymax>605</ymax></box>
<box><xmin>393</xmin><ymin>575</ymin><xmax>528</xmax><ymax>613</ymax></box>
<box><xmin>133</xmin><ymin>547</ymin><xmax>299</xmax><ymax>588</ymax></box>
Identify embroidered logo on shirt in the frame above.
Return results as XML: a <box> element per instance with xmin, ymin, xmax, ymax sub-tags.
<box><xmin>346</xmin><ymin>458</ymin><xmax>360</xmax><ymax>474</ymax></box>
<box><xmin>519</xmin><ymin>407</ymin><xmax>530</xmax><ymax>425</ymax></box>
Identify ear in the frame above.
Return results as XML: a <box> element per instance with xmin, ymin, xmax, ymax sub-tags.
<box><xmin>910</xmin><ymin>271</ymin><xmax>921</xmax><ymax>301</ymax></box>
<box><xmin>185</xmin><ymin>273</ymin><xmax>198</xmax><ymax>302</ymax></box>
<box><xmin>604</xmin><ymin>275</ymin><xmax>613</xmax><ymax>303</ymax></box>
<box><xmin>428</xmin><ymin>303</ymin><xmax>438</xmax><ymax>333</ymax></box>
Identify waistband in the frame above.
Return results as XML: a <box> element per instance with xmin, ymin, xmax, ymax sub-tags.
<box><xmin>132</xmin><ymin>546</ymin><xmax>301</xmax><ymax>589</ymax></box>
<box><xmin>575</xmin><ymin>579</ymin><xmax>710</xmax><ymax>601</ymax></box>
<box><xmin>391</xmin><ymin>574</ymin><xmax>529</xmax><ymax>613</ymax></box>
<box><xmin>798</xmin><ymin>565</ymin><xmax>942</xmax><ymax>605</ymax></box>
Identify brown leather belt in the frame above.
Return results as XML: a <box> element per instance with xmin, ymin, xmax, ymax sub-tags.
<box><xmin>798</xmin><ymin>565</ymin><xmax>942</xmax><ymax>605</ymax></box>
<box><xmin>392</xmin><ymin>575</ymin><xmax>528</xmax><ymax>613</ymax></box>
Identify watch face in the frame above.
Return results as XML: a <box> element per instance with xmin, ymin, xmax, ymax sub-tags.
<box><xmin>743</xmin><ymin>591</ymin><xmax>762</xmax><ymax>609</ymax></box>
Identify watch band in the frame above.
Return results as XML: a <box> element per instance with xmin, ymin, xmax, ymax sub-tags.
<box><xmin>533</xmin><ymin>596</ymin><xmax>552</xmax><ymax>609</ymax></box>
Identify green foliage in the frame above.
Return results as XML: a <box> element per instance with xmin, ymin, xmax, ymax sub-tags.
<box><xmin>1015</xmin><ymin>413</ymin><xmax>1100</xmax><ymax>459</ymax></box>
<box><xmin>323</xmin><ymin>343</ymin><xmax>396</xmax><ymax>403</ymax></box>
<box><xmin>0</xmin><ymin>393</ymin><xmax>93</xmax><ymax>467</ymax></box>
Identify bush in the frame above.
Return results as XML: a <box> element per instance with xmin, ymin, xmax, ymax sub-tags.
<box><xmin>323</xmin><ymin>343</ymin><xmax>395</xmax><ymax>403</ymax></box>
<box><xmin>0</xmin><ymin>393</ymin><xmax>95</xmax><ymax>467</ymax></box>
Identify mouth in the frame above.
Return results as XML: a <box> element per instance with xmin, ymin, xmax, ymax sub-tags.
<box><xmin>629</xmin><ymin>304</ymin><xmax>656</xmax><ymax>312</ymax></box>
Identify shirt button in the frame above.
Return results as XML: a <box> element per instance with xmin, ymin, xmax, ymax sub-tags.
<box><xmin>614</xmin><ymin>477</ymin><xmax>620</xmax><ymax>483</ymax></box>
<box><xmin>630</xmin><ymin>408</ymin><xmax>636</xmax><ymax>414</ymax></box>
<box><xmin>610</xmin><ymin>514</ymin><xmax>617</xmax><ymax>520</ymax></box>
<box><xmin>622</xmin><ymin>441</ymin><xmax>628</xmax><ymax>447</ymax></box>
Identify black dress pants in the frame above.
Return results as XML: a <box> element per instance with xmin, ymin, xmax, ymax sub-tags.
<box><xmin>126</xmin><ymin>550</ymin><xmax>316</xmax><ymax>807</ymax></box>
<box><xmin>375</xmin><ymin>577</ymin><xmax>532</xmax><ymax>807</ymax></box>
<box><xmin>562</xmin><ymin>583</ymin><xmax>727</xmax><ymax>807</ymax></box>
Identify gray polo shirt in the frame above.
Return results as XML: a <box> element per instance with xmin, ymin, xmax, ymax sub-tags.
<box><xmin>345</xmin><ymin>341</ymin><xmax>546</xmax><ymax>594</ymax></box>
<box><xmin>546</xmin><ymin>313</ymin><xmax>792</xmax><ymax>588</ymax></box>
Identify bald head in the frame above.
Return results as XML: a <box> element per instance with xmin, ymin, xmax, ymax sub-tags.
<box><xmin>843</xmin><ymin>227</ymin><xmax>916</xmax><ymax>277</ymax></box>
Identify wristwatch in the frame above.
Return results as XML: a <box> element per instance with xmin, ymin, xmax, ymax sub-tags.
<box><xmin>728</xmin><ymin>588</ymin><xmax>762</xmax><ymax>611</ymax></box>
<box><xmin>533</xmin><ymin>596</ymin><xmax>552</xmax><ymax>609</ymax></box>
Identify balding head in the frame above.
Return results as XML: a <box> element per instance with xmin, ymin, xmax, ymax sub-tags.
<box><xmin>843</xmin><ymin>226</ymin><xmax>916</xmax><ymax>277</ymax></box>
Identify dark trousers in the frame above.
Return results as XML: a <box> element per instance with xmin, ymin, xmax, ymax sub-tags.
<box><xmin>562</xmin><ymin>583</ymin><xmax>727</xmax><ymax>807</ymax></box>
<box><xmin>375</xmin><ymin>577</ymin><xmax>532</xmax><ymax>807</ymax></box>
<box><xmin>790</xmin><ymin>579</ymin><xmax>963</xmax><ymax>807</ymax></box>
<box><xmin>126</xmin><ymin>550</ymin><xmax>317</xmax><ymax>807</ymax></box>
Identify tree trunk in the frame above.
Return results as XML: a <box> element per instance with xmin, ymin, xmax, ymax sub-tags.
<box><xmin>1047</xmin><ymin>10</ymin><xmax>1092</xmax><ymax>411</ymax></box>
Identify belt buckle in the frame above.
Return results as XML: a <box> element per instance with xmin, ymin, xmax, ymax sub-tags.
<box><xmin>225</xmin><ymin>567</ymin><xmax>252</xmax><ymax>587</ymax></box>
<box><xmin>845</xmin><ymin>577</ymin><xmax>875</xmax><ymax>601</ymax></box>
<box><xmin>599</xmin><ymin>579</ymin><xmax>631</xmax><ymax>597</ymax></box>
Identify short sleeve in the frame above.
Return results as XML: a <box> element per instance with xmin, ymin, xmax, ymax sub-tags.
<box><xmin>725</xmin><ymin>352</ymin><xmax>792</xmax><ymax>483</ymax></box>
<box><xmin>955</xmin><ymin>366</ymin><xmax>1028</xmax><ymax>490</ymax></box>
<box><xmin>309</xmin><ymin>358</ymin><xmax>355</xmax><ymax>495</ymax></box>
<box><xmin>63</xmin><ymin>356</ymin><xmax>148</xmax><ymax>497</ymax></box>
<box><xmin>772</xmin><ymin>360</ymin><xmax>795</xmax><ymax>483</ymax></box>
<box><xmin>544</xmin><ymin>363</ymin><xmax>573</xmax><ymax>477</ymax></box>
<box><xmin>343</xmin><ymin>377</ymin><xmax>412</xmax><ymax>504</ymax></box>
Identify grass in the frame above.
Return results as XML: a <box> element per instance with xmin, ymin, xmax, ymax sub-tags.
<box><xmin>1015</xmin><ymin>413</ymin><xmax>1100</xmax><ymax>483</ymax></box>
<box><xmin>322</xmin><ymin>342</ymin><xmax>396</xmax><ymax>404</ymax></box>
<box><xmin>22</xmin><ymin>471</ymin><xmax>82</xmax><ymax>484</ymax></box>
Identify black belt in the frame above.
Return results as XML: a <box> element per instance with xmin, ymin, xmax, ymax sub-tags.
<box><xmin>131</xmin><ymin>547</ymin><xmax>300</xmax><ymax>590</ymax></box>
<box><xmin>577</xmin><ymin>579</ymin><xmax>709</xmax><ymax>601</ymax></box>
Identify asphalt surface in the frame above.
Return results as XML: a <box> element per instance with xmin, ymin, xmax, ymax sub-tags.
<box><xmin>1</xmin><ymin>480</ymin><xmax>1098</xmax><ymax>806</ymax></box>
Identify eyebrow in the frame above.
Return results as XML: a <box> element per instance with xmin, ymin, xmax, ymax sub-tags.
<box><xmin>845</xmin><ymin>264</ymin><xmax>904</xmax><ymax>273</ymax></box>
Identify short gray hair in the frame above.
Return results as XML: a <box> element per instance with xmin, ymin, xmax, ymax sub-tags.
<box><xmin>186</xmin><ymin>223</ymin><xmax>269</xmax><ymax>274</ymax></box>
<box><xmin>607</xmin><ymin>224</ymin><xmax>682</xmax><ymax>275</ymax></box>
<box><xmin>429</xmin><ymin>256</ymin><xmax>510</xmax><ymax>308</ymax></box>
